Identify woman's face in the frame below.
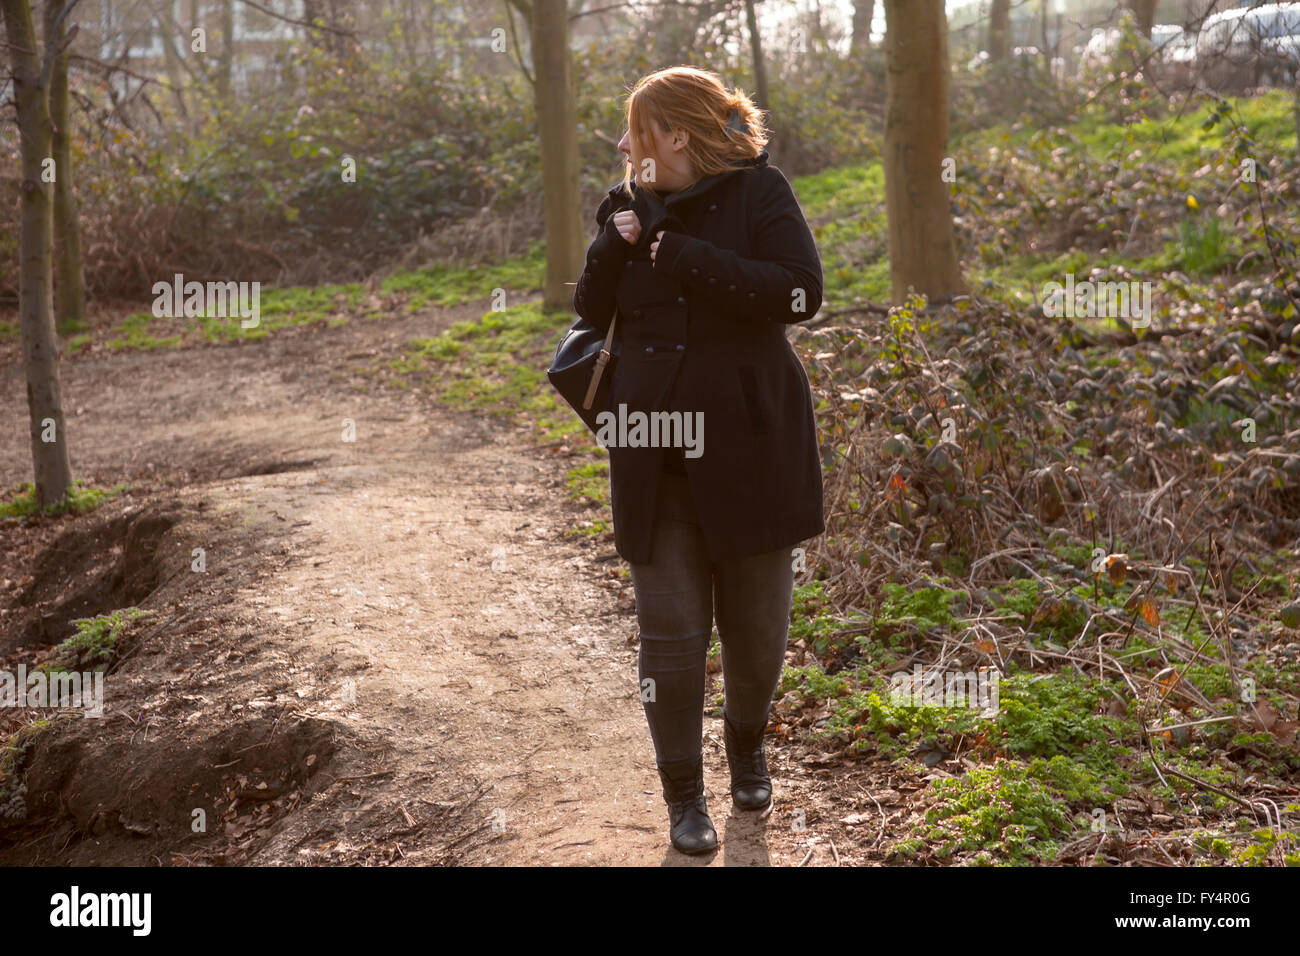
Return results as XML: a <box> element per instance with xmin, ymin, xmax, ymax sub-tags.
<box><xmin>618</xmin><ymin>116</ymin><xmax>692</xmax><ymax>192</ymax></box>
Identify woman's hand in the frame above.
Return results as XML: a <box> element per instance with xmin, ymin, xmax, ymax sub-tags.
<box><xmin>612</xmin><ymin>209</ymin><xmax>642</xmax><ymax>245</ymax></box>
<box><xmin>650</xmin><ymin>231</ymin><xmax>665</xmax><ymax>262</ymax></box>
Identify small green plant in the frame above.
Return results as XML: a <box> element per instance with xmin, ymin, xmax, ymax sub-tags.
<box><xmin>1234</xmin><ymin>827</ymin><xmax>1299</xmax><ymax>866</ymax></box>
<box><xmin>53</xmin><ymin>608</ymin><xmax>153</xmax><ymax>671</ymax></box>
<box><xmin>779</xmin><ymin>662</ymin><xmax>850</xmax><ymax>702</ymax></box>
<box><xmin>899</xmin><ymin>759</ymin><xmax>1070</xmax><ymax>865</ymax></box>
<box><xmin>874</xmin><ymin>582</ymin><xmax>958</xmax><ymax>637</ymax></box>
<box><xmin>0</xmin><ymin>480</ymin><xmax>129</xmax><ymax>520</ymax></box>
<box><xmin>1173</xmin><ymin>215</ymin><xmax>1234</xmax><ymax>274</ymax></box>
<box><xmin>790</xmin><ymin>582</ymin><xmax>843</xmax><ymax>654</ymax></box>
<box><xmin>828</xmin><ymin>686</ymin><xmax>990</xmax><ymax>757</ymax></box>
<box><xmin>996</xmin><ymin>671</ymin><xmax>1128</xmax><ymax>759</ymax></box>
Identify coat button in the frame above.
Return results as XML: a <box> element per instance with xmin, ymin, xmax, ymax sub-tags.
<box><xmin>646</xmin><ymin>346</ymin><xmax>655</xmax><ymax>353</ymax></box>
<box><xmin>677</xmin><ymin>296</ymin><xmax>686</xmax><ymax>304</ymax></box>
<box><xmin>708</xmin><ymin>204</ymin><xmax>717</xmax><ymax>211</ymax></box>
<box><xmin>708</xmin><ymin>277</ymin><xmax>717</xmax><ymax>284</ymax></box>
<box><xmin>591</xmin><ymin>257</ymin><xmax>599</xmax><ymax>265</ymax></box>
<box><xmin>690</xmin><ymin>268</ymin><xmax>699</xmax><ymax>276</ymax></box>
<box><xmin>633</xmin><ymin>309</ymin><xmax>642</xmax><ymax>318</ymax></box>
<box><xmin>747</xmin><ymin>292</ymin><xmax>757</xmax><ymax>298</ymax></box>
<box><xmin>729</xmin><ymin>284</ymin><xmax>737</xmax><ymax>291</ymax></box>
<box><xmin>676</xmin><ymin>344</ymin><xmax>685</xmax><ymax>351</ymax></box>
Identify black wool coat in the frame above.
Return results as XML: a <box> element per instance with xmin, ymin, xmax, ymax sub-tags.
<box><xmin>571</xmin><ymin>148</ymin><xmax>825</xmax><ymax>565</ymax></box>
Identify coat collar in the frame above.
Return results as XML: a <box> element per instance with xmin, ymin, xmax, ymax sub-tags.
<box><xmin>607</xmin><ymin>147</ymin><xmax>769</xmax><ymax>208</ymax></box>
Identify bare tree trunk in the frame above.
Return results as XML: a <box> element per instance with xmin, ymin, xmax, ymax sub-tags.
<box><xmin>45</xmin><ymin>0</ymin><xmax>86</xmax><ymax>335</ymax></box>
<box><xmin>742</xmin><ymin>0</ymin><xmax>769</xmax><ymax>109</ymax></box>
<box><xmin>3</xmin><ymin>0</ymin><xmax>74</xmax><ymax>506</ymax></box>
<box><xmin>1127</xmin><ymin>0</ymin><xmax>1157</xmax><ymax>38</ymax></box>
<box><xmin>851</xmin><ymin>0</ymin><xmax>874</xmax><ymax>56</ymax></box>
<box><xmin>157</xmin><ymin>7</ymin><xmax>191</xmax><ymax>117</ymax></box>
<box><xmin>529</xmin><ymin>0</ymin><xmax>583</xmax><ymax>310</ymax></box>
<box><xmin>742</xmin><ymin>0</ymin><xmax>771</xmax><ymax>163</ymax></box>
<box><xmin>989</xmin><ymin>0</ymin><xmax>1010</xmax><ymax>61</ymax></box>
<box><xmin>217</xmin><ymin>0</ymin><xmax>234</xmax><ymax>97</ymax></box>
<box><xmin>882</xmin><ymin>0</ymin><xmax>966</xmax><ymax>304</ymax></box>
<box><xmin>1039</xmin><ymin>0</ymin><xmax>1049</xmax><ymax>69</ymax></box>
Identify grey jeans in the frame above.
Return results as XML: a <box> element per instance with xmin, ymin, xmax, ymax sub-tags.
<box><xmin>629</xmin><ymin>469</ymin><xmax>796</xmax><ymax>766</ymax></box>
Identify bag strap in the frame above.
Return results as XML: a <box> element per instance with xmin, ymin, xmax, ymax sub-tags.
<box><xmin>582</xmin><ymin>308</ymin><xmax>618</xmax><ymax>411</ymax></box>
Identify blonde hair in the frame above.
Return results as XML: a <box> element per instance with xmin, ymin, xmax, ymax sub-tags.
<box><xmin>620</xmin><ymin>66</ymin><xmax>768</xmax><ymax>198</ymax></box>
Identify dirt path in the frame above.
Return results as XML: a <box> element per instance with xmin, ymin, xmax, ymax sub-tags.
<box><xmin>1</xmin><ymin>304</ymin><xmax>856</xmax><ymax>866</ymax></box>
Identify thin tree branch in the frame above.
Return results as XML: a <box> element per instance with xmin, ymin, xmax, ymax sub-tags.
<box><xmin>569</xmin><ymin>2</ymin><xmax>630</xmax><ymax>21</ymax></box>
<box><xmin>238</xmin><ymin>0</ymin><xmax>352</xmax><ymax>36</ymax></box>
<box><xmin>39</xmin><ymin>0</ymin><xmax>81</xmax><ymax>91</ymax></box>
<box><xmin>501</xmin><ymin>0</ymin><xmax>534</xmax><ymax>87</ymax></box>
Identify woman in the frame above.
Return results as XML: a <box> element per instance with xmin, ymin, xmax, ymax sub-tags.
<box><xmin>571</xmin><ymin>67</ymin><xmax>825</xmax><ymax>855</ymax></box>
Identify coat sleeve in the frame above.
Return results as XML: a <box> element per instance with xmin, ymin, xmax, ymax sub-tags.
<box><xmin>651</xmin><ymin>168</ymin><xmax>823</xmax><ymax>324</ymax></box>
<box><xmin>572</xmin><ymin>191</ymin><xmax>632</xmax><ymax>336</ymax></box>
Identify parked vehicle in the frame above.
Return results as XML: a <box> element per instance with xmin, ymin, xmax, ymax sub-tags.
<box><xmin>1155</xmin><ymin>25</ymin><xmax>1198</xmax><ymax>87</ymax></box>
<box><xmin>1196</xmin><ymin>3</ymin><xmax>1300</xmax><ymax>91</ymax></box>
<box><xmin>1077</xmin><ymin>23</ymin><xmax>1191</xmax><ymax>82</ymax></box>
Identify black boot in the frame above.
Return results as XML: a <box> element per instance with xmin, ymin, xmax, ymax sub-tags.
<box><xmin>724</xmin><ymin>712</ymin><xmax>773</xmax><ymax>811</ymax></box>
<box><xmin>656</xmin><ymin>757</ymin><xmax>718</xmax><ymax>855</ymax></box>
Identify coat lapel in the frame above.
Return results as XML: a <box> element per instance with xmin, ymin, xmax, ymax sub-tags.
<box><xmin>607</xmin><ymin>148</ymin><xmax>770</xmax><ymax>243</ymax></box>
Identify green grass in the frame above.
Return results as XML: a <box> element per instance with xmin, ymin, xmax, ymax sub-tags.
<box><xmin>101</xmin><ymin>247</ymin><xmax>545</xmax><ymax>352</ymax></box>
<box><xmin>65</xmin><ymin>333</ymin><xmax>93</xmax><ymax>354</ymax></box>
<box><xmin>108</xmin><ymin>281</ymin><xmax>367</xmax><ymax>349</ymax></box>
<box><xmin>798</xmin><ymin>163</ymin><xmax>892</xmax><ymax>304</ymax></box>
<box><xmin>566</xmin><ymin>459</ymin><xmax>609</xmax><ymax>506</ymax></box>
<box><xmin>959</xmin><ymin>90</ymin><xmax>1298</xmax><ymax>164</ymax></box>
<box><xmin>398</xmin><ymin>302</ymin><xmax>589</xmax><ymax>441</ymax></box>
<box><xmin>379</xmin><ymin>241</ymin><xmax>545</xmax><ymax>311</ymax></box>
<box><xmin>0</xmin><ymin>480</ymin><xmax>129</xmax><ymax>520</ymax></box>
<box><xmin>107</xmin><ymin>310</ymin><xmax>182</xmax><ymax>351</ymax></box>
<box><xmin>1173</xmin><ymin>215</ymin><xmax>1237</xmax><ymax>274</ymax></box>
